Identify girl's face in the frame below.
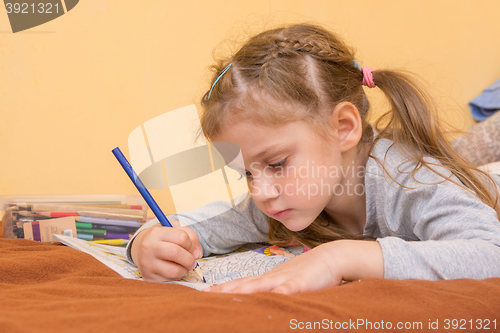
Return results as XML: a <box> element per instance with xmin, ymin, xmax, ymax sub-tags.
<box><xmin>214</xmin><ymin>117</ymin><xmax>361</xmax><ymax>232</ymax></box>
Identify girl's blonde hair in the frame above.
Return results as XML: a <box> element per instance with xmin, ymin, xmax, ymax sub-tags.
<box><xmin>200</xmin><ymin>23</ymin><xmax>499</xmax><ymax>248</ymax></box>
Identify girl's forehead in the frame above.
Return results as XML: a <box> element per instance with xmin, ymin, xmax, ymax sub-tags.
<box><xmin>217</xmin><ymin>119</ymin><xmax>297</xmax><ymax>142</ymax></box>
<box><xmin>214</xmin><ymin>120</ymin><xmax>322</xmax><ymax>156</ymax></box>
<box><xmin>222</xmin><ymin>91</ymin><xmax>315</xmax><ymax>126</ymax></box>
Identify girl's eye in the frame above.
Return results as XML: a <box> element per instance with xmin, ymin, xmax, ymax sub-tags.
<box><xmin>269</xmin><ymin>158</ymin><xmax>287</xmax><ymax>168</ymax></box>
<box><xmin>237</xmin><ymin>158</ymin><xmax>287</xmax><ymax>180</ymax></box>
<box><xmin>238</xmin><ymin>170</ymin><xmax>252</xmax><ymax>180</ymax></box>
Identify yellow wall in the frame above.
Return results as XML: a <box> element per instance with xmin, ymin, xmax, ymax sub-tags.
<box><xmin>1</xmin><ymin>0</ymin><xmax>500</xmax><ymax>214</ymax></box>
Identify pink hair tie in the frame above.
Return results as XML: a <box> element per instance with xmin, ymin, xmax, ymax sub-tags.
<box><xmin>361</xmin><ymin>66</ymin><xmax>375</xmax><ymax>88</ymax></box>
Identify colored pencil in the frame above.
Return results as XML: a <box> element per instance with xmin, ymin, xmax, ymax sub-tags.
<box><xmin>112</xmin><ymin>147</ymin><xmax>205</xmax><ymax>282</ymax></box>
<box><xmin>90</xmin><ymin>239</ymin><xmax>130</xmax><ymax>246</ymax></box>
<box><xmin>75</xmin><ymin>216</ymin><xmax>141</xmax><ymax>227</ymax></box>
<box><xmin>77</xmin><ymin>233</ymin><xmax>93</xmax><ymax>241</ymax></box>
<box><xmin>76</xmin><ymin>211</ymin><xmax>144</xmax><ymax>222</ymax></box>
<box><xmin>77</xmin><ymin>233</ymin><xmax>131</xmax><ymax>240</ymax></box>
<box><xmin>105</xmin><ymin>233</ymin><xmax>131</xmax><ymax>239</ymax></box>
<box><xmin>97</xmin><ymin>226</ymin><xmax>137</xmax><ymax>233</ymax></box>
<box><xmin>13</xmin><ymin>203</ymin><xmax>146</xmax><ymax>210</ymax></box>
<box><xmin>31</xmin><ymin>210</ymin><xmax>143</xmax><ymax>222</ymax></box>
<box><xmin>16</xmin><ymin>211</ymin><xmax>38</xmax><ymax>217</ymax></box>
<box><xmin>36</xmin><ymin>212</ymin><xmax>79</xmax><ymax>218</ymax></box>
<box><xmin>76</xmin><ymin>228</ymin><xmax>106</xmax><ymax>236</ymax></box>
<box><xmin>15</xmin><ymin>203</ymin><xmax>146</xmax><ymax>217</ymax></box>
<box><xmin>75</xmin><ymin>221</ymin><xmax>137</xmax><ymax>233</ymax></box>
<box><xmin>75</xmin><ymin>222</ymin><xmax>92</xmax><ymax>229</ymax></box>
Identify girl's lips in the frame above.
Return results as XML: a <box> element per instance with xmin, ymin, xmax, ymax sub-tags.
<box><xmin>271</xmin><ymin>209</ymin><xmax>292</xmax><ymax>219</ymax></box>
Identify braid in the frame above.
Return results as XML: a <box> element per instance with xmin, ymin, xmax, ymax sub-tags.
<box><xmin>261</xmin><ymin>36</ymin><xmax>352</xmax><ymax>70</ymax></box>
<box><xmin>204</xmin><ymin>23</ymin><xmax>366</xmax><ymax>133</ymax></box>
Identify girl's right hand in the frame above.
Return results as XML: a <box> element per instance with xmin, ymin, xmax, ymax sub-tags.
<box><xmin>130</xmin><ymin>222</ymin><xmax>203</xmax><ymax>282</ymax></box>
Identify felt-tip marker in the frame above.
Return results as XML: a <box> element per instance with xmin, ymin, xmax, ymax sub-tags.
<box><xmin>112</xmin><ymin>147</ymin><xmax>205</xmax><ymax>283</ymax></box>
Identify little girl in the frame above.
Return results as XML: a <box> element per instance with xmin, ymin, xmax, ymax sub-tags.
<box><xmin>127</xmin><ymin>23</ymin><xmax>500</xmax><ymax>294</ymax></box>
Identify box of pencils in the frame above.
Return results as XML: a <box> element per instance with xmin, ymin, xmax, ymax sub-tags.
<box><xmin>0</xmin><ymin>194</ymin><xmax>148</xmax><ymax>246</ymax></box>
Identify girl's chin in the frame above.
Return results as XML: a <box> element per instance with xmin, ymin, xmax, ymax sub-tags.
<box><xmin>279</xmin><ymin>218</ymin><xmax>312</xmax><ymax>232</ymax></box>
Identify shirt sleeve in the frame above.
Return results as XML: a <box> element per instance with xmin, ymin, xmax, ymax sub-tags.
<box><xmin>174</xmin><ymin>193</ymin><xmax>269</xmax><ymax>257</ymax></box>
<box><xmin>376</xmin><ymin>170</ymin><xmax>500</xmax><ymax>280</ymax></box>
<box><xmin>125</xmin><ymin>193</ymin><xmax>269</xmax><ymax>264</ymax></box>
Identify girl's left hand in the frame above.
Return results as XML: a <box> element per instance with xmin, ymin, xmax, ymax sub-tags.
<box><xmin>202</xmin><ymin>242</ymin><xmax>344</xmax><ymax>295</ymax></box>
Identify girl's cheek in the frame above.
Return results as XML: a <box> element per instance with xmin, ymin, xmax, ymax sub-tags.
<box><xmin>282</xmin><ymin>177</ymin><xmax>304</xmax><ymax>199</ymax></box>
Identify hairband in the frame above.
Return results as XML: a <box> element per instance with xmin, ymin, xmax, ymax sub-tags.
<box><xmin>207</xmin><ymin>63</ymin><xmax>232</xmax><ymax>99</ymax></box>
<box><xmin>353</xmin><ymin>60</ymin><xmax>375</xmax><ymax>88</ymax></box>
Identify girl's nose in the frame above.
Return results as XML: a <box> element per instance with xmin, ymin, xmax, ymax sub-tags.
<box><xmin>250</xmin><ymin>177</ymin><xmax>280</xmax><ymax>202</ymax></box>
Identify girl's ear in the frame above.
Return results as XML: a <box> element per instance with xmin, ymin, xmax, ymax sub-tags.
<box><xmin>330</xmin><ymin>102</ymin><xmax>363</xmax><ymax>153</ymax></box>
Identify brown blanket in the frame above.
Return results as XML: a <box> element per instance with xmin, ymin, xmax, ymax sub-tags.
<box><xmin>1</xmin><ymin>238</ymin><xmax>499</xmax><ymax>332</ymax></box>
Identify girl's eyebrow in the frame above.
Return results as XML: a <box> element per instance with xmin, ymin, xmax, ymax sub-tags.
<box><xmin>250</xmin><ymin>142</ymin><xmax>289</xmax><ymax>162</ymax></box>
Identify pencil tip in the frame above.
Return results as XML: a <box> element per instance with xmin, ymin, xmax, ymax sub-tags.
<box><xmin>194</xmin><ymin>265</ymin><xmax>205</xmax><ymax>282</ymax></box>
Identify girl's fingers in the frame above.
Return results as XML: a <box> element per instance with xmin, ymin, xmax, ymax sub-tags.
<box><xmin>151</xmin><ymin>260</ymin><xmax>189</xmax><ymax>281</ymax></box>
<box><xmin>228</xmin><ymin>277</ymin><xmax>284</xmax><ymax>294</ymax></box>
<box><xmin>204</xmin><ymin>274</ymin><xmax>290</xmax><ymax>294</ymax></box>
<box><xmin>141</xmin><ymin>228</ymin><xmax>197</xmax><ymax>269</ymax></box>
<box><xmin>153</xmin><ymin>225</ymin><xmax>203</xmax><ymax>259</ymax></box>
<box><xmin>154</xmin><ymin>227</ymin><xmax>193</xmax><ymax>251</ymax></box>
<box><xmin>181</xmin><ymin>226</ymin><xmax>204</xmax><ymax>259</ymax></box>
<box><xmin>206</xmin><ymin>275</ymin><xmax>309</xmax><ymax>295</ymax></box>
<box><xmin>134</xmin><ymin>225</ymin><xmax>204</xmax><ymax>282</ymax></box>
<box><xmin>203</xmin><ymin>276</ymin><xmax>256</xmax><ymax>293</ymax></box>
<box><xmin>153</xmin><ymin>241</ymin><xmax>197</xmax><ymax>271</ymax></box>
<box><xmin>270</xmin><ymin>278</ymin><xmax>304</xmax><ymax>295</ymax></box>
<box><xmin>142</xmin><ymin>261</ymin><xmax>189</xmax><ymax>282</ymax></box>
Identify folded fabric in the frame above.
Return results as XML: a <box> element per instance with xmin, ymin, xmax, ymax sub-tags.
<box><xmin>451</xmin><ymin>111</ymin><xmax>500</xmax><ymax>166</ymax></box>
<box><xmin>469</xmin><ymin>78</ymin><xmax>500</xmax><ymax>121</ymax></box>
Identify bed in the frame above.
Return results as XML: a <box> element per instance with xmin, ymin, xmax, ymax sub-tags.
<box><xmin>1</xmin><ymin>238</ymin><xmax>499</xmax><ymax>332</ymax></box>
<box><xmin>2</xmin><ymin>115</ymin><xmax>500</xmax><ymax>332</ymax></box>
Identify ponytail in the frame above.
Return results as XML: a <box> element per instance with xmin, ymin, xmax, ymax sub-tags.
<box><xmin>372</xmin><ymin>69</ymin><xmax>500</xmax><ymax>219</ymax></box>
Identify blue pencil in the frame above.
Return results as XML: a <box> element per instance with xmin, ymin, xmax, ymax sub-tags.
<box><xmin>112</xmin><ymin>147</ymin><xmax>205</xmax><ymax>283</ymax></box>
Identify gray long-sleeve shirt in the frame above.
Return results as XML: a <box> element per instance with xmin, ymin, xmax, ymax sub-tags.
<box><xmin>127</xmin><ymin>137</ymin><xmax>500</xmax><ymax>280</ymax></box>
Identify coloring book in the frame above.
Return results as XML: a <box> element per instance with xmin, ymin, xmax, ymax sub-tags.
<box><xmin>52</xmin><ymin>234</ymin><xmax>306</xmax><ymax>290</ymax></box>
